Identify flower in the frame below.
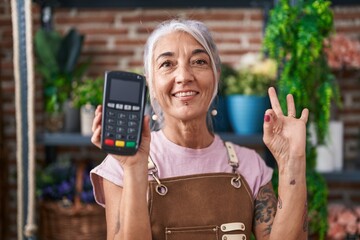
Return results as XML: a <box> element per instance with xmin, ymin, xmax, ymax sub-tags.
<box><xmin>325</xmin><ymin>34</ymin><xmax>360</xmax><ymax>70</ymax></box>
<box><xmin>327</xmin><ymin>203</ymin><xmax>360</xmax><ymax>240</ymax></box>
<box><xmin>223</xmin><ymin>53</ymin><xmax>277</xmax><ymax>96</ymax></box>
<box><xmin>36</xmin><ymin>158</ymin><xmax>95</xmax><ymax>205</ymax></box>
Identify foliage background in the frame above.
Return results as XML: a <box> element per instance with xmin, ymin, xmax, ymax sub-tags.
<box><xmin>263</xmin><ymin>0</ymin><xmax>341</xmax><ymax>238</ymax></box>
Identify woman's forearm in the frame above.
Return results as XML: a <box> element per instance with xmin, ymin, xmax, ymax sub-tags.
<box><xmin>119</xmin><ymin>167</ymin><xmax>152</xmax><ymax>240</ymax></box>
<box><xmin>270</xmin><ymin>158</ymin><xmax>308</xmax><ymax>240</ymax></box>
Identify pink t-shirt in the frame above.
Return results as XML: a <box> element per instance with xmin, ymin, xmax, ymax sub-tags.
<box><xmin>90</xmin><ymin>130</ymin><xmax>273</xmax><ymax>207</ymax></box>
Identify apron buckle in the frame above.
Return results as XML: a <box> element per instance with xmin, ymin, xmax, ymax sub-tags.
<box><xmin>151</xmin><ymin>171</ymin><xmax>168</xmax><ymax>196</ymax></box>
<box><xmin>231</xmin><ymin>174</ymin><xmax>242</xmax><ymax>189</ymax></box>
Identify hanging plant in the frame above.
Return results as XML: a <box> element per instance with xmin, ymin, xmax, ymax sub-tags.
<box><xmin>263</xmin><ymin>0</ymin><xmax>342</xmax><ymax>239</ymax></box>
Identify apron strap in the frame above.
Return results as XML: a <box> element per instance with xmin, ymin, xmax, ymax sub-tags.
<box><xmin>224</xmin><ymin>141</ymin><xmax>239</xmax><ymax>173</ymax></box>
<box><xmin>148</xmin><ymin>155</ymin><xmax>156</xmax><ymax>172</ymax></box>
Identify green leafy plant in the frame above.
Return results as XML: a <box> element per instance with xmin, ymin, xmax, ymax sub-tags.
<box><xmin>263</xmin><ymin>0</ymin><xmax>341</xmax><ymax>238</ymax></box>
<box><xmin>223</xmin><ymin>56</ymin><xmax>277</xmax><ymax>96</ymax></box>
<box><xmin>218</xmin><ymin>63</ymin><xmax>238</xmax><ymax>96</ymax></box>
<box><xmin>72</xmin><ymin>77</ymin><xmax>104</xmax><ymax>108</ymax></box>
<box><xmin>34</xmin><ymin>28</ymin><xmax>90</xmax><ymax>113</ymax></box>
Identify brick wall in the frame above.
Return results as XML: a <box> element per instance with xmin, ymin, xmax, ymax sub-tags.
<box><xmin>1</xmin><ymin>0</ymin><xmax>15</xmax><ymax>238</ymax></box>
<box><xmin>1</xmin><ymin>2</ymin><xmax>360</xmax><ymax>239</ymax></box>
<box><xmin>332</xmin><ymin>6</ymin><xmax>360</xmax><ymax>169</ymax></box>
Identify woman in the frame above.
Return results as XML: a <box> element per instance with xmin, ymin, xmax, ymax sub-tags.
<box><xmin>90</xmin><ymin>19</ymin><xmax>309</xmax><ymax>240</ymax></box>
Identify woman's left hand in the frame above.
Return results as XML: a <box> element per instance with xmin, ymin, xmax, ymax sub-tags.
<box><xmin>263</xmin><ymin>87</ymin><xmax>309</xmax><ymax>173</ymax></box>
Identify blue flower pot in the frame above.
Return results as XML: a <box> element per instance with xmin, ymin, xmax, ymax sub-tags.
<box><xmin>226</xmin><ymin>95</ymin><xmax>270</xmax><ymax>135</ymax></box>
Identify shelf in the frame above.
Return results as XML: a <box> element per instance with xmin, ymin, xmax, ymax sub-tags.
<box><xmin>218</xmin><ymin>132</ymin><xmax>264</xmax><ymax>146</ymax></box>
<box><xmin>37</xmin><ymin>132</ymin><xmax>264</xmax><ymax>147</ymax></box>
<box><xmin>321</xmin><ymin>170</ymin><xmax>360</xmax><ymax>183</ymax></box>
<box><xmin>37</xmin><ymin>132</ymin><xmax>92</xmax><ymax>146</ymax></box>
<box><xmin>37</xmin><ymin>132</ymin><xmax>360</xmax><ymax>182</ymax></box>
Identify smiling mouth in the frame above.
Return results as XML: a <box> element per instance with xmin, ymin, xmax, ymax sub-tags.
<box><xmin>173</xmin><ymin>91</ymin><xmax>199</xmax><ymax>97</ymax></box>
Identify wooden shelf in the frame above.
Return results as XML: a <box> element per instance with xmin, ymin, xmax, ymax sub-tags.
<box><xmin>37</xmin><ymin>132</ymin><xmax>360</xmax><ymax>182</ymax></box>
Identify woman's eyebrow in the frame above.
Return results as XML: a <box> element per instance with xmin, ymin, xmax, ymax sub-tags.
<box><xmin>155</xmin><ymin>49</ymin><xmax>208</xmax><ymax>61</ymax></box>
<box><xmin>192</xmin><ymin>48</ymin><xmax>209</xmax><ymax>56</ymax></box>
<box><xmin>156</xmin><ymin>51</ymin><xmax>173</xmax><ymax>61</ymax></box>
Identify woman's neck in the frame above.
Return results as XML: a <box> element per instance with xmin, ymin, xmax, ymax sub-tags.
<box><xmin>162</xmin><ymin>118</ymin><xmax>214</xmax><ymax>149</ymax></box>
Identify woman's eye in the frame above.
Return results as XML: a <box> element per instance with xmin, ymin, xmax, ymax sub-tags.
<box><xmin>159</xmin><ymin>60</ymin><xmax>172</xmax><ymax>68</ymax></box>
<box><xmin>192</xmin><ymin>59</ymin><xmax>208</xmax><ymax>65</ymax></box>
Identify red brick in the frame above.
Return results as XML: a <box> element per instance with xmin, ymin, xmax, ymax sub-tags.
<box><xmin>210</xmin><ymin>25</ymin><xmax>262</xmax><ymax>33</ymax></box>
<box><xmin>334</xmin><ymin>11</ymin><xmax>360</xmax><ymax>21</ymax></box>
<box><xmin>80</xmin><ymin>28</ymin><xmax>128</xmax><ymax>36</ymax></box>
<box><xmin>249</xmin><ymin>11</ymin><xmax>264</xmax><ymax>21</ymax></box>
<box><xmin>249</xmin><ymin>36</ymin><xmax>263</xmax><ymax>45</ymax></box>
<box><xmin>55</xmin><ymin>15</ymin><xmax>116</xmax><ymax>25</ymax></box>
<box><xmin>83</xmin><ymin>48</ymin><xmax>134</xmax><ymax>56</ymax></box>
<box><xmin>122</xmin><ymin>14</ymin><xmax>173</xmax><ymax>24</ymax></box>
<box><xmin>56</xmin><ymin>8</ymin><xmax>123</xmax><ymax>15</ymax></box>
<box><xmin>136</xmin><ymin>26</ymin><xmax>156</xmax><ymax>34</ymax></box>
<box><xmin>340</xmin><ymin>109</ymin><xmax>360</xmax><ymax>114</ymax></box>
<box><xmin>1</xmin><ymin>28</ymin><xmax>13</xmax><ymax>38</ymax></box>
<box><xmin>0</xmin><ymin>18</ymin><xmax>11</xmax><ymax>27</ymax></box>
<box><xmin>214</xmin><ymin>38</ymin><xmax>241</xmax><ymax>44</ymax></box>
<box><xmin>335</xmin><ymin>25</ymin><xmax>360</xmax><ymax>35</ymax></box>
<box><xmin>115</xmin><ymin>39</ymin><xmax>146</xmax><ymax>46</ymax></box>
<box><xmin>128</xmin><ymin>60</ymin><xmax>144</xmax><ymax>68</ymax></box>
<box><xmin>339</xmin><ymin>84</ymin><xmax>360</xmax><ymax>91</ymax></box>
<box><xmin>327</xmin><ymin>193</ymin><xmax>345</xmax><ymax>202</ymax></box>
<box><xmin>83</xmin><ymin>38</ymin><xmax>108</xmax><ymax>46</ymax></box>
<box><xmin>192</xmin><ymin>11</ymin><xmax>247</xmax><ymax>21</ymax></box>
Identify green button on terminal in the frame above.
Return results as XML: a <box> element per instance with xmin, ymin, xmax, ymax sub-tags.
<box><xmin>126</xmin><ymin>141</ymin><xmax>136</xmax><ymax>148</ymax></box>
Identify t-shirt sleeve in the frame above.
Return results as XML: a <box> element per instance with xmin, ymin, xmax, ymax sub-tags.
<box><xmin>236</xmin><ymin>147</ymin><xmax>273</xmax><ymax>199</ymax></box>
<box><xmin>90</xmin><ymin>155</ymin><xmax>124</xmax><ymax>207</ymax></box>
<box><xmin>252</xmin><ymin>152</ymin><xmax>273</xmax><ymax>198</ymax></box>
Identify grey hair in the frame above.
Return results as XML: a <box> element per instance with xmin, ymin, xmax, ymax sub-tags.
<box><xmin>143</xmin><ymin>19</ymin><xmax>221</xmax><ymax>131</ymax></box>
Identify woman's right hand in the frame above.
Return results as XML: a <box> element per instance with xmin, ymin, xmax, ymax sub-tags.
<box><xmin>91</xmin><ymin>105</ymin><xmax>151</xmax><ymax>170</ymax></box>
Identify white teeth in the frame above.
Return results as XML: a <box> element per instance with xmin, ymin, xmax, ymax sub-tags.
<box><xmin>174</xmin><ymin>91</ymin><xmax>197</xmax><ymax>97</ymax></box>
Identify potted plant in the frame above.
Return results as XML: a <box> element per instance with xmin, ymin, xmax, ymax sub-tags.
<box><xmin>34</xmin><ymin>27</ymin><xmax>89</xmax><ymax>132</ymax></box>
<box><xmin>223</xmin><ymin>54</ymin><xmax>277</xmax><ymax>135</ymax></box>
<box><xmin>263</xmin><ymin>0</ymin><xmax>341</xmax><ymax>238</ymax></box>
<box><xmin>72</xmin><ymin>77</ymin><xmax>104</xmax><ymax>135</ymax></box>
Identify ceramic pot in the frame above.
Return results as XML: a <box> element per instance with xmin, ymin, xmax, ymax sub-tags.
<box><xmin>80</xmin><ymin>104</ymin><xmax>96</xmax><ymax>136</ymax></box>
<box><xmin>226</xmin><ymin>95</ymin><xmax>270</xmax><ymax>135</ymax></box>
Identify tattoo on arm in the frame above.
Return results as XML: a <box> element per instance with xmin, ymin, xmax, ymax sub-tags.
<box><xmin>253</xmin><ymin>183</ymin><xmax>277</xmax><ymax>236</ymax></box>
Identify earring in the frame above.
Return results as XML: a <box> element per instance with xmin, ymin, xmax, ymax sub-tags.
<box><xmin>152</xmin><ymin>114</ymin><xmax>158</xmax><ymax>121</ymax></box>
<box><xmin>211</xmin><ymin>109</ymin><xmax>218</xmax><ymax>116</ymax></box>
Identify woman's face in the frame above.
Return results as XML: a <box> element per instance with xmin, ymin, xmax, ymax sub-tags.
<box><xmin>152</xmin><ymin>31</ymin><xmax>215</xmax><ymax>124</ymax></box>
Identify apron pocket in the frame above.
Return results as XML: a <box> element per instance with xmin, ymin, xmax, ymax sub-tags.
<box><xmin>165</xmin><ymin>225</ymin><xmax>219</xmax><ymax>240</ymax></box>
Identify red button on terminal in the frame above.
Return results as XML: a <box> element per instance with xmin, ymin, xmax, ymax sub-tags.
<box><xmin>104</xmin><ymin>139</ymin><xmax>114</xmax><ymax>146</ymax></box>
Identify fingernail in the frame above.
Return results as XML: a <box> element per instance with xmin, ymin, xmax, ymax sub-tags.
<box><xmin>264</xmin><ymin>115</ymin><xmax>270</xmax><ymax>122</ymax></box>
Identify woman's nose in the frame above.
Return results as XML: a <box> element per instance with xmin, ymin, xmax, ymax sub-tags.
<box><xmin>175</xmin><ymin>64</ymin><xmax>194</xmax><ymax>84</ymax></box>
